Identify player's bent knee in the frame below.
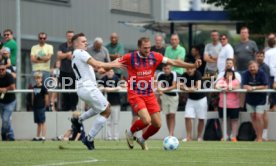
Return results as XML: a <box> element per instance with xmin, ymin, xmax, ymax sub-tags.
<box><xmin>141</xmin><ymin>117</ymin><xmax>151</xmax><ymax>126</ymax></box>
<box><xmin>100</xmin><ymin>104</ymin><xmax>111</xmax><ymax>118</ymax></box>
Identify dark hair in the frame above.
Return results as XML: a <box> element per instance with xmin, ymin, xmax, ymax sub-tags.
<box><xmin>163</xmin><ymin>63</ymin><xmax>171</xmax><ymax>68</ymax></box>
<box><xmin>211</xmin><ymin>30</ymin><xmax>219</xmax><ymax>33</ymax></box>
<box><xmin>3</xmin><ymin>29</ymin><xmax>13</xmax><ymax>34</ymax></box>
<box><xmin>226</xmin><ymin>58</ymin><xmax>234</xmax><ymax>63</ymax></box>
<box><xmin>38</xmin><ymin>32</ymin><xmax>47</xmax><ymax>38</ymax></box>
<box><xmin>191</xmin><ymin>45</ymin><xmax>201</xmax><ymax>52</ymax></box>
<box><xmin>256</xmin><ymin>50</ymin><xmax>264</xmax><ymax>55</ymax></box>
<box><xmin>0</xmin><ymin>61</ymin><xmax>6</xmax><ymax>66</ymax></box>
<box><xmin>224</xmin><ymin>69</ymin><xmax>235</xmax><ymax>80</ymax></box>
<box><xmin>137</xmin><ymin>37</ymin><xmax>150</xmax><ymax>47</ymax></box>
<box><xmin>268</xmin><ymin>38</ymin><xmax>276</xmax><ymax>48</ymax></box>
<box><xmin>220</xmin><ymin>34</ymin><xmax>228</xmax><ymax>39</ymax></box>
<box><xmin>71</xmin><ymin>33</ymin><xmax>85</xmax><ymax>43</ymax></box>
<box><xmin>240</xmin><ymin>26</ymin><xmax>249</xmax><ymax>32</ymax></box>
<box><xmin>66</xmin><ymin>30</ymin><xmax>74</xmax><ymax>34</ymax></box>
<box><xmin>248</xmin><ymin>60</ymin><xmax>258</xmax><ymax>67</ymax></box>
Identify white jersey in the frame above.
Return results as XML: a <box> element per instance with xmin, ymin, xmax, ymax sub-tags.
<box><xmin>72</xmin><ymin>49</ymin><xmax>97</xmax><ymax>86</ymax></box>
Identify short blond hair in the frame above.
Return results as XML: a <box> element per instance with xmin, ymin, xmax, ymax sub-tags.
<box><xmin>72</xmin><ymin>111</ymin><xmax>81</xmax><ymax>119</ymax></box>
<box><xmin>33</xmin><ymin>71</ymin><xmax>43</xmax><ymax>78</ymax></box>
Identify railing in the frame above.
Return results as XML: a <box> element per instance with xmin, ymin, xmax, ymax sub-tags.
<box><xmin>6</xmin><ymin>89</ymin><xmax>276</xmax><ymax>141</ymax></box>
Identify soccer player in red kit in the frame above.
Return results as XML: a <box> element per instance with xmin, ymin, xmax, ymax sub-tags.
<box><xmin>121</xmin><ymin>37</ymin><xmax>201</xmax><ymax>150</ymax></box>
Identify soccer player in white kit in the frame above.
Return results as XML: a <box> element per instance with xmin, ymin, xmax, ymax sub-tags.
<box><xmin>71</xmin><ymin>33</ymin><xmax>123</xmax><ymax>150</ymax></box>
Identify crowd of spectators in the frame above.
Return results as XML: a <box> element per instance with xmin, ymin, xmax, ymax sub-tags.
<box><xmin>1</xmin><ymin>27</ymin><xmax>276</xmax><ymax>142</ymax></box>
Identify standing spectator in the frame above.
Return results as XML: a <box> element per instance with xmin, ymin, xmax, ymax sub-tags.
<box><xmin>264</xmin><ymin>33</ymin><xmax>275</xmax><ymax>52</ymax></box>
<box><xmin>151</xmin><ymin>34</ymin><xmax>166</xmax><ymax>73</ymax></box>
<box><xmin>57</xmin><ymin>31</ymin><xmax>78</xmax><ymax>111</ymax></box>
<box><xmin>105</xmin><ymin>32</ymin><xmax>125</xmax><ymax>78</ymax></box>
<box><xmin>3</xmin><ymin>29</ymin><xmax>17</xmax><ymax>70</ymax></box>
<box><xmin>180</xmin><ymin>67</ymin><xmax>207</xmax><ymax>142</ymax></box>
<box><xmin>156</xmin><ymin>64</ymin><xmax>178</xmax><ymax>136</ymax></box>
<box><xmin>243</xmin><ymin>61</ymin><xmax>268</xmax><ymax>142</ymax></box>
<box><xmin>30</xmin><ymin>32</ymin><xmax>53</xmax><ymax>86</ymax></box>
<box><xmin>264</xmin><ymin>37</ymin><xmax>276</xmax><ymax>112</ymax></box>
<box><xmin>234</xmin><ymin>27</ymin><xmax>258</xmax><ymax>73</ymax></box>
<box><xmin>0</xmin><ymin>62</ymin><xmax>16</xmax><ymax>141</ymax></box>
<box><xmin>50</xmin><ymin>60</ymin><xmax>61</xmax><ymax>112</ymax></box>
<box><xmin>215</xmin><ymin>69</ymin><xmax>240</xmax><ymax>142</ymax></box>
<box><xmin>32</xmin><ymin>72</ymin><xmax>49</xmax><ymax>141</ymax></box>
<box><xmin>88</xmin><ymin>37</ymin><xmax>110</xmax><ymax>79</ymax></box>
<box><xmin>255</xmin><ymin>51</ymin><xmax>270</xmax><ymax>141</ymax></box>
<box><xmin>186</xmin><ymin>45</ymin><xmax>206</xmax><ymax>75</ymax></box>
<box><xmin>99</xmin><ymin>69</ymin><xmax>121</xmax><ymax>141</ymax></box>
<box><xmin>204</xmin><ymin>30</ymin><xmax>221</xmax><ymax>76</ymax></box>
<box><xmin>217</xmin><ymin>34</ymin><xmax>234</xmax><ymax>74</ymax></box>
<box><xmin>165</xmin><ymin>34</ymin><xmax>186</xmax><ymax>76</ymax></box>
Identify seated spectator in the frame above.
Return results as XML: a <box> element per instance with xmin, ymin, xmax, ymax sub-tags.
<box><xmin>215</xmin><ymin>69</ymin><xmax>240</xmax><ymax>142</ymax></box>
<box><xmin>243</xmin><ymin>61</ymin><xmax>268</xmax><ymax>142</ymax></box>
<box><xmin>32</xmin><ymin>72</ymin><xmax>49</xmax><ymax>141</ymax></box>
<box><xmin>0</xmin><ymin>47</ymin><xmax>15</xmax><ymax>78</ymax></box>
<box><xmin>0</xmin><ymin>62</ymin><xmax>16</xmax><ymax>141</ymax></box>
<box><xmin>180</xmin><ymin>67</ymin><xmax>207</xmax><ymax>142</ymax></box>
<box><xmin>98</xmin><ymin>69</ymin><xmax>121</xmax><ymax>141</ymax></box>
<box><xmin>57</xmin><ymin>111</ymin><xmax>85</xmax><ymax>141</ymax></box>
<box><xmin>156</xmin><ymin>64</ymin><xmax>178</xmax><ymax>136</ymax></box>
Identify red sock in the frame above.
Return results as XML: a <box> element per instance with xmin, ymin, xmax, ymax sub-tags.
<box><xmin>142</xmin><ymin>125</ymin><xmax>160</xmax><ymax>140</ymax></box>
<box><xmin>130</xmin><ymin>119</ymin><xmax>148</xmax><ymax>134</ymax></box>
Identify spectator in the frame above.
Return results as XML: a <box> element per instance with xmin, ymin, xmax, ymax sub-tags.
<box><xmin>0</xmin><ymin>47</ymin><xmax>16</xmax><ymax>78</ymax></box>
<box><xmin>57</xmin><ymin>30</ymin><xmax>78</xmax><ymax>111</ymax></box>
<box><xmin>255</xmin><ymin>51</ymin><xmax>270</xmax><ymax>141</ymax></box>
<box><xmin>30</xmin><ymin>32</ymin><xmax>53</xmax><ymax>86</ymax></box>
<box><xmin>204</xmin><ymin>30</ymin><xmax>221</xmax><ymax>76</ymax></box>
<box><xmin>57</xmin><ymin>111</ymin><xmax>85</xmax><ymax>141</ymax></box>
<box><xmin>165</xmin><ymin>34</ymin><xmax>186</xmax><ymax>76</ymax></box>
<box><xmin>3</xmin><ymin>29</ymin><xmax>17</xmax><ymax>70</ymax></box>
<box><xmin>264</xmin><ymin>37</ymin><xmax>276</xmax><ymax>112</ymax></box>
<box><xmin>32</xmin><ymin>72</ymin><xmax>49</xmax><ymax>141</ymax></box>
<box><xmin>217</xmin><ymin>34</ymin><xmax>234</xmax><ymax>74</ymax></box>
<box><xmin>243</xmin><ymin>61</ymin><xmax>268</xmax><ymax>142</ymax></box>
<box><xmin>50</xmin><ymin>60</ymin><xmax>61</xmax><ymax>112</ymax></box>
<box><xmin>105</xmin><ymin>32</ymin><xmax>125</xmax><ymax>78</ymax></box>
<box><xmin>0</xmin><ymin>62</ymin><xmax>16</xmax><ymax>141</ymax></box>
<box><xmin>215</xmin><ymin>69</ymin><xmax>240</xmax><ymax>142</ymax></box>
<box><xmin>186</xmin><ymin>45</ymin><xmax>206</xmax><ymax>75</ymax></box>
<box><xmin>216</xmin><ymin>58</ymin><xmax>242</xmax><ymax>83</ymax></box>
<box><xmin>156</xmin><ymin>64</ymin><xmax>178</xmax><ymax>136</ymax></box>
<box><xmin>234</xmin><ymin>27</ymin><xmax>258</xmax><ymax>73</ymax></box>
<box><xmin>151</xmin><ymin>34</ymin><xmax>166</xmax><ymax>73</ymax></box>
<box><xmin>88</xmin><ymin>37</ymin><xmax>110</xmax><ymax>79</ymax></box>
<box><xmin>180</xmin><ymin>67</ymin><xmax>207</xmax><ymax>142</ymax></box>
<box><xmin>264</xmin><ymin>33</ymin><xmax>275</xmax><ymax>52</ymax></box>
<box><xmin>99</xmin><ymin>69</ymin><xmax>121</xmax><ymax>141</ymax></box>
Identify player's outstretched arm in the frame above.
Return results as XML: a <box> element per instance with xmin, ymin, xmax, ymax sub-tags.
<box><xmin>166</xmin><ymin>58</ymin><xmax>201</xmax><ymax>69</ymax></box>
<box><xmin>87</xmin><ymin>57</ymin><xmax>124</xmax><ymax>70</ymax></box>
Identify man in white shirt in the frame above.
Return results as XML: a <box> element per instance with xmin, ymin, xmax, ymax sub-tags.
<box><xmin>217</xmin><ymin>34</ymin><xmax>234</xmax><ymax>74</ymax></box>
<box><xmin>71</xmin><ymin>33</ymin><xmax>122</xmax><ymax>150</ymax></box>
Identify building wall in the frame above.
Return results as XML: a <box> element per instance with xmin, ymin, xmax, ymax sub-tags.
<box><xmin>0</xmin><ymin>0</ymin><xmax>162</xmax><ymax>49</ymax></box>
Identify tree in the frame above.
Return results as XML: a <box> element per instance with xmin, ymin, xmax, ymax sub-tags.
<box><xmin>203</xmin><ymin>0</ymin><xmax>276</xmax><ymax>34</ymax></box>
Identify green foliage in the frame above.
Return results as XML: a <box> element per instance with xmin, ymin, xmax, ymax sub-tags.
<box><xmin>203</xmin><ymin>0</ymin><xmax>276</xmax><ymax>34</ymax></box>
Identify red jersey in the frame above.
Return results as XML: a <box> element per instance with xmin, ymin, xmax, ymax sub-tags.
<box><xmin>120</xmin><ymin>51</ymin><xmax>165</xmax><ymax>96</ymax></box>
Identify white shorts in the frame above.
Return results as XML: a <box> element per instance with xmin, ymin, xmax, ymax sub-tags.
<box><xmin>77</xmin><ymin>84</ymin><xmax>109</xmax><ymax>114</ymax></box>
<box><xmin>246</xmin><ymin>103</ymin><xmax>265</xmax><ymax>114</ymax></box>
<box><xmin>184</xmin><ymin>97</ymin><xmax>208</xmax><ymax>119</ymax></box>
<box><xmin>160</xmin><ymin>94</ymin><xmax>179</xmax><ymax>114</ymax></box>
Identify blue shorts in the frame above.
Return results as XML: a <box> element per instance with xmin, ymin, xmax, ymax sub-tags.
<box><xmin>33</xmin><ymin>108</ymin><xmax>46</xmax><ymax>124</ymax></box>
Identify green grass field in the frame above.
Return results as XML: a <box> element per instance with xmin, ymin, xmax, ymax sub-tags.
<box><xmin>1</xmin><ymin>140</ymin><xmax>276</xmax><ymax>166</ymax></box>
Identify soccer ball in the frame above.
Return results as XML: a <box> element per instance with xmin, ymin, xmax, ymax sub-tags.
<box><xmin>163</xmin><ymin>136</ymin><xmax>179</xmax><ymax>150</ymax></box>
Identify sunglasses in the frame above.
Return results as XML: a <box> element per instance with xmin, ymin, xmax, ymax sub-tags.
<box><xmin>39</xmin><ymin>37</ymin><xmax>46</xmax><ymax>40</ymax></box>
<box><xmin>220</xmin><ymin>38</ymin><xmax>227</xmax><ymax>41</ymax></box>
<box><xmin>4</xmin><ymin>34</ymin><xmax>10</xmax><ymax>37</ymax></box>
<box><xmin>0</xmin><ymin>68</ymin><xmax>5</xmax><ymax>71</ymax></box>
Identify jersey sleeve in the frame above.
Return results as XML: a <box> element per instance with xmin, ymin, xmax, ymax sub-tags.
<box><xmin>119</xmin><ymin>53</ymin><xmax>130</xmax><ymax>65</ymax></box>
<box><xmin>79</xmin><ymin>50</ymin><xmax>91</xmax><ymax>63</ymax></box>
<box><xmin>154</xmin><ymin>52</ymin><xmax>167</xmax><ymax>66</ymax></box>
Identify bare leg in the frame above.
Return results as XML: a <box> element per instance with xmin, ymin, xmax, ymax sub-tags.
<box><xmin>166</xmin><ymin>113</ymin><xmax>175</xmax><ymax>136</ymax></box>
<box><xmin>230</xmin><ymin>119</ymin><xmax>238</xmax><ymax>138</ymax></box>
<box><xmin>36</xmin><ymin>124</ymin><xmax>41</xmax><ymax>138</ymax></box>
<box><xmin>185</xmin><ymin>118</ymin><xmax>193</xmax><ymax>141</ymax></box>
<box><xmin>197</xmin><ymin>119</ymin><xmax>205</xmax><ymax>140</ymax></box>
<box><xmin>41</xmin><ymin>122</ymin><xmax>46</xmax><ymax>138</ymax></box>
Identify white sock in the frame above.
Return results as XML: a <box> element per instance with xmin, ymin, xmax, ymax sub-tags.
<box><xmin>262</xmin><ymin>129</ymin><xmax>268</xmax><ymax>139</ymax></box>
<box><xmin>87</xmin><ymin>115</ymin><xmax>107</xmax><ymax>141</ymax></box>
<box><xmin>138</xmin><ymin>137</ymin><xmax>145</xmax><ymax>143</ymax></box>
<box><xmin>80</xmin><ymin>108</ymin><xmax>97</xmax><ymax>122</ymax></box>
<box><xmin>127</xmin><ymin>130</ymin><xmax>133</xmax><ymax>137</ymax></box>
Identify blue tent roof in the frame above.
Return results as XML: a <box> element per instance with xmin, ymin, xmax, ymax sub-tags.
<box><xmin>169</xmin><ymin>11</ymin><xmax>230</xmax><ymax>22</ymax></box>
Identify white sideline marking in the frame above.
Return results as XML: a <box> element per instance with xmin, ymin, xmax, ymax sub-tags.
<box><xmin>33</xmin><ymin>159</ymin><xmax>98</xmax><ymax>166</ymax></box>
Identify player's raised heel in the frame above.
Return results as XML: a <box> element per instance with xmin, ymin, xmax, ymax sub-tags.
<box><xmin>125</xmin><ymin>130</ymin><xmax>135</xmax><ymax>149</ymax></box>
<box><xmin>136</xmin><ymin>138</ymin><xmax>148</xmax><ymax>150</ymax></box>
<box><xmin>82</xmin><ymin>136</ymin><xmax>95</xmax><ymax>150</ymax></box>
